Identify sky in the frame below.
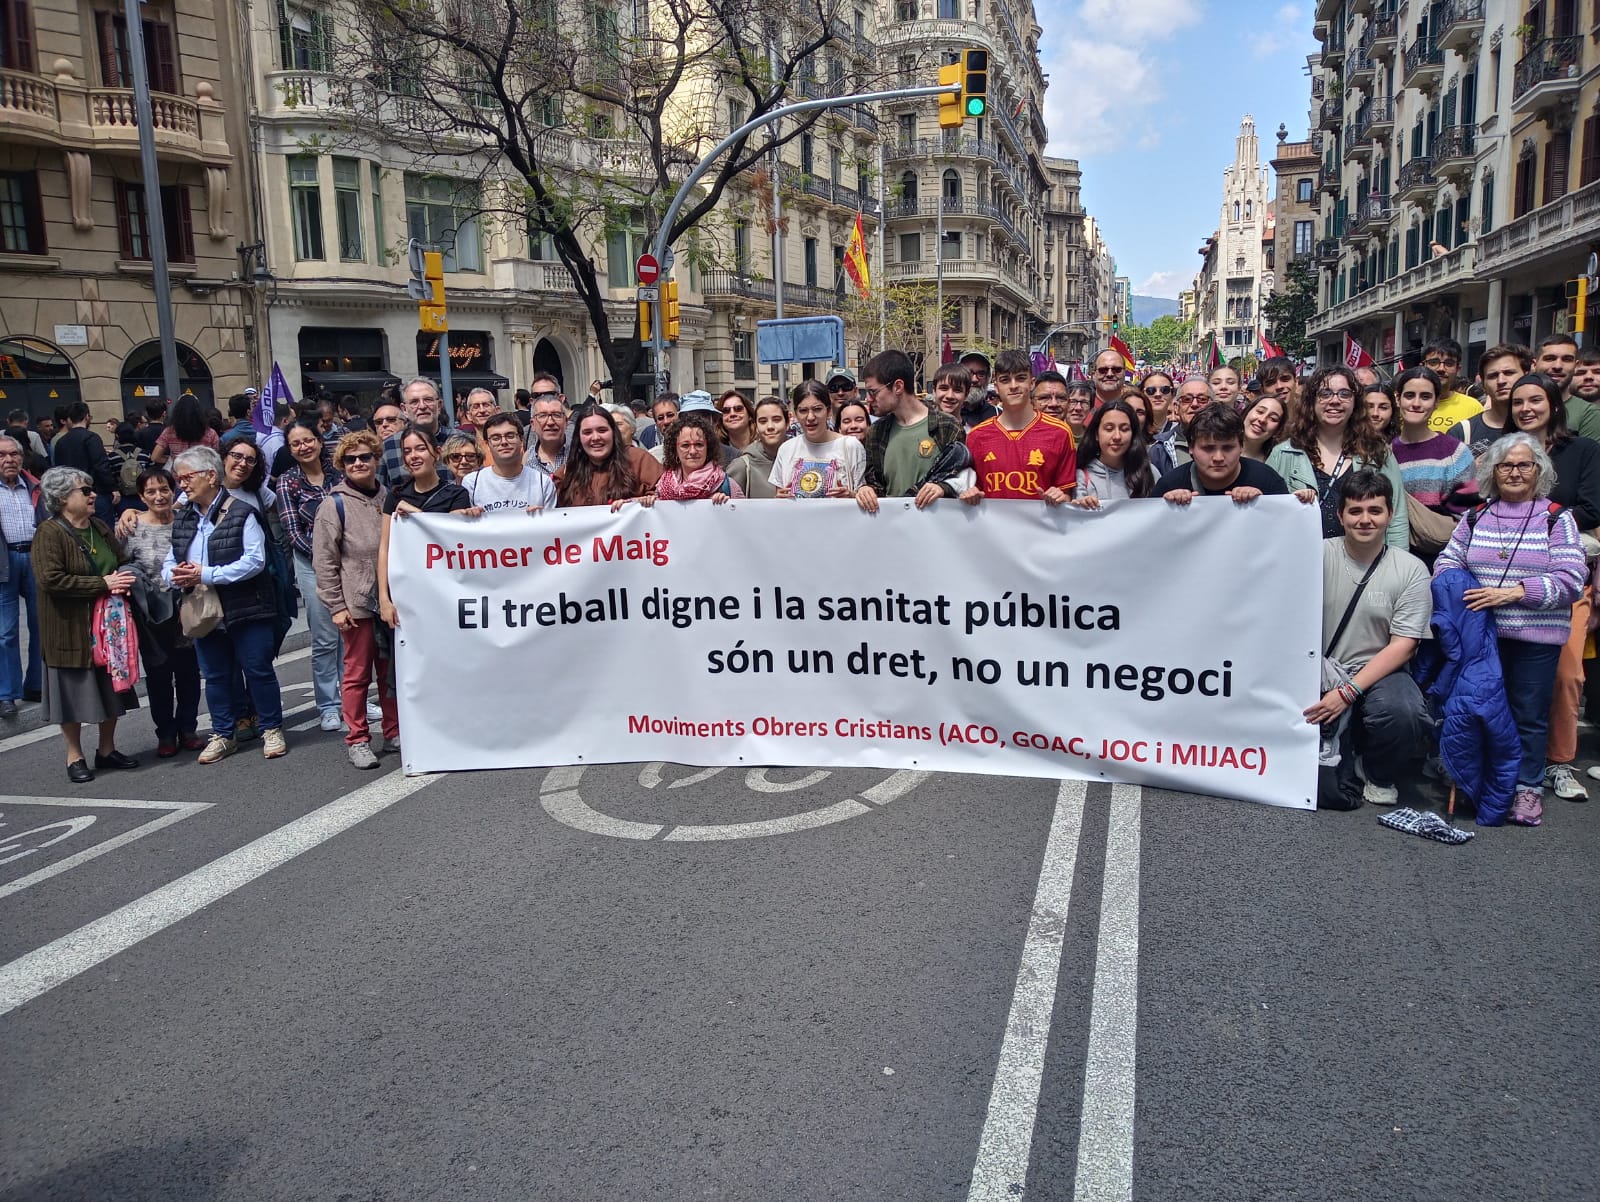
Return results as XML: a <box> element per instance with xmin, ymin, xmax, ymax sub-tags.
<box><xmin>1036</xmin><ymin>0</ymin><xmax>1321</xmax><ymax>298</ymax></box>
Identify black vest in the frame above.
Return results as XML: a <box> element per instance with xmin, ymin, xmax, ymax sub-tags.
<box><xmin>170</xmin><ymin>493</ymin><xmax>276</xmax><ymax>628</ymax></box>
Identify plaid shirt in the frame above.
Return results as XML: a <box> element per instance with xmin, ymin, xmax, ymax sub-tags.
<box><xmin>379</xmin><ymin>424</ymin><xmax>455</xmax><ymax>489</ymax></box>
<box><xmin>276</xmin><ymin>464</ymin><xmax>343</xmax><ymax>559</ymax></box>
<box><xmin>861</xmin><ymin>406</ymin><xmax>969</xmax><ymax>497</ymax></box>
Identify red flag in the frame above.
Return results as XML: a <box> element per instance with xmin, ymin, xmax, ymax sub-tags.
<box><xmin>941</xmin><ymin>333</ymin><xmax>953</xmax><ymax>364</ymax></box>
<box><xmin>1108</xmin><ymin>334</ymin><xmax>1136</xmax><ymax>372</ymax></box>
<box><xmin>1205</xmin><ymin>333</ymin><xmax>1222</xmax><ymax>372</ymax></box>
<box><xmin>1343</xmin><ymin>333</ymin><xmax>1374</xmax><ymax>369</ymax></box>
<box><xmin>1259</xmin><ymin>329</ymin><xmax>1283</xmax><ymax>359</ymax></box>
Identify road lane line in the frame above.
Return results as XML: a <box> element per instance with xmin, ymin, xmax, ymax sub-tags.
<box><xmin>966</xmin><ymin>778</ymin><xmax>1088</xmax><ymax>1202</ymax></box>
<box><xmin>0</xmin><ymin>768</ymin><xmax>437</xmax><ymax>1019</ymax></box>
<box><xmin>1073</xmin><ymin>783</ymin><xmax>1142</xmax><ymax>1202</ymax></box>
<box><xmin>0</xmin><ymin>799</ymin><xmax>212</xmax><ymax>901</ymax></box>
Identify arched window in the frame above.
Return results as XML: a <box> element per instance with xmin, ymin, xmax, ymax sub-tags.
<box><xmin>1233</xmin><ymin>200</ymin><xmax>1241</xmax><ymax>222</ymax></box>
<box><xmin>943</xmin><ymin>168</ymin><xmax>961</xmax><ymax>206</ymax></box>
<box><xmin>900</xmin><ymin>171</ymin><xmax>918</xmax><ymax>204</ymax></box>
<box><xmin>1245</xmin><ymin>199</ymin><xmax>1253</xmax><ymax>220</ymax></box>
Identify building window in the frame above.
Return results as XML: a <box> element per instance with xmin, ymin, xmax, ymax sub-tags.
<box><xmin>1513</xmin><ymin>153</ymin><xmax>1536</xmax><ymax>218</ymax></box>
<box><xmin>728</xmin><ymin>99</ymin><xmax>745</xmax><ymax>132</ymax></box>
<box><xmin>899</xmin><ymin>231</ymin><xmax>921</xmax><ymax>262</ymax></box>
<box><xmin>733</xmin><ymin>219</ymin><xmax>749</xmax><ymax>274</ymax></box>
<box><xmin>289</xmin><ymin>156</ymin><xmax>324</xmax><ymax>260</ymax></box>
<box><xmin>1293</xmin><ymin>219</ymin><xmax>1314</xmax><ymax>257</ymax></box>
<box><xmin>279</xmin><ymin>4</ymin><xmax>331</xmax><ymax>71</ymax></box>
<box><xmin>899</xmin><ymin>170</ymin><xmax>917</xmax><ymax>202</ymax></box>
<box><xmin>370</xmin><ymin>164</ymin><xmax>385</xmax><ymax>262</ymax></box>
<box><xmin>829</xmin><ymin>147</ymin><xmax>842</xmax><ymax>186</ymax></box>
<box><xmin>115</xmin><ymin>181</ymin><xmax>192</xmax><ymax>262</ymax></box>
<box><xmin>604</xmin><ymin>207</ymin><xmax>644</xmax><ymax>283</ymax></box>
<box><xmin>940</xmin><ymin>230</ymin><xmax>961</xmax><ymax>259</ymax></box>
<box><xmin>1479</xmin><ymin>173</ymin><xmax>1494</xmax><ymax>236</ymax></box>
<box><xmin>333</xmin><ymin>157</ymin><xmax>363</xmax><ymax>260</ymax></box>
<box><xmin>0</xmin><ymin>171</ymin><xmax>45</xmax><ymax>255</ymax></box>
<box><xmin>404</xmin><ymin>174</ymin><xmax>482</xmax><ymax>271</ymax></box>
<box><xmin>898</xmin><ymin>113</ymin><xmax>916</xmax><ymax>145</ymax></box>
<box><xmin>894</xmin><ymin>0</ymin><xmax>915</xmax><ymax>19</ymax></box>
<box><xmin>94</xmin><ymin>10</ymin><xmax>177</xmax><ymax>93</ymax></box>
<box><xmin>936</xmin><ymin>0</ymin><xmax>957</xmax><ymax>16</ymax></box>
<box><xmin>800</xmin><ymin>134</ymin><xmax>813</xmax><ymax>175</ymax></box>
<box><xmin>942</xmin><ymin>168</ymin><xmax>961</xmax><ymax>204</ymax></box>
<box><xmin>1543</xmin><ymin>127</ymin><xmax>1571</xmax><ymax>206</ymax></box>
<box><xmin>832</xmin><ymin>243</ymin><xmax>845</xmax><ymax>292</ymax></box>
<box><xmin>1296</xmin><ymin>177</ymin><xmax>1313</xmax><ymax>203</ymax></box>
<box><xmin>2</xmin><ymin>0</ymin><xmax>37</xmax><ymax>71</ymax></box>
<box><xmin>803</xmin><ymin>236</ymin><xmax>817</xmax><ymax>286</ymax></box>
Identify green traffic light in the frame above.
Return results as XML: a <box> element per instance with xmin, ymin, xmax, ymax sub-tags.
<box><xmin>966</xmin><ymin>97</ymin><xmax>985</xmax><ymax>116</ymax></box>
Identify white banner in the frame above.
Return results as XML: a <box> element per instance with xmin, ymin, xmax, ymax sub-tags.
<box><xmin>390</xmin><ymin>498</ymin><xmax>1323</xmax><ymax>808</ymax></box>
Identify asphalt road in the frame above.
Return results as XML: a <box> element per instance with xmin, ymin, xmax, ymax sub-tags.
<box><xmin>1</xmin><ymin>643</ymin><xmax>1596</xmax><ymax>1201</ymax></box>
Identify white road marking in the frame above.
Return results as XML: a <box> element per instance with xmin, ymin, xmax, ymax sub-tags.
<box><xmin>0</xmin><ymin>648</ymin><xmax>316</xmax><ymax>758</ymax></box>
<box><xmin>966</xmin><ymin>778</ymin><xmax>1089</xmax><ymax>1202</ymax></box>
<box><xmin>0</xmin><ymin>797</ymin><xmax>212</xmax><ymax>901</ymax></box>
<box><xmin>860</xmin><ymin>770</ymin><xmax>932</xmax><ymax>806</ymax></box>
<box><xmin>540</xmin><ymin>788</ymin><xmax>664</xmax><ymax>841</ymax></box>
<box><xmin>1073</xmin><ymin>782</ymin><xmax>1142</xmax><ymax>1202</ymax></box>
<box><xmin>745</xmin><ymin>767</ymin><xmax>831</xmax><ymax>793</ymax></box>
<box><xmin>0</xmin><ymin>768</ymin><xmax>436</xmax><ymax>1019</ymax></box>
<box><xmin>661</xmin><ymin>799</ymin><xmax>871</xmax><ymax>841</ymax></box>
<box><xmin>638</xmin><ymin>762</ymin><xmax>726</xmax><ymax>790</ymax></box>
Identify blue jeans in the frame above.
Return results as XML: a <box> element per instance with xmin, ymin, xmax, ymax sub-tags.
<box><xmin>293</xmin><ymin>552</ymin><xmax>343</xmax><ymax>716</ymax></box>
<box><xmin>195</xmin><ymin>618</ymin><xmax>284</xmax><ymax>738</ymax></box>
<box><xmin>1498</xmin><ymin>638</ymin><xmax>1563</xmax><ymax>793</ymax></box>
<box><xmin>0</xmin><ymin>548</ymin><xmax>42</xmax><ymax>701</ymax></box>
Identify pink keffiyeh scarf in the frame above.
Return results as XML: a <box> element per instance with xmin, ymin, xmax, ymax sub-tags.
<box><xmin>92</xmin><ymin>594</ymin><xmax>141</xmax><ymax>693</ymax></box>
<box><xmin>655</xmin><ymin>463</ymin><xmax>744</xmax><ymax>501</ymax></box>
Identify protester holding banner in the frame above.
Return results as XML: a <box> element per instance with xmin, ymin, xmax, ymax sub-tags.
<box><xmin>274</xmin><ymin>420</ymin><xmax>344</xmax><ymax>731</ymax></box>
<box><xmin>1073</xmin><ymin>400</ymin><xmax>1155</xmax><ymax>505</ymax></box>
<box><xmin>1268</xmin><ymin>367</ymin><xmax>1410</xmax><ymax>547</ymax></box>
<box><xmin>556</xmin><ymin>402</ymin><xmax>662</xmax><ymax>509</ymax></box>
<box><xmin>728</xmin><ymin>398</ymin><xmax>787</xmax><ymax>501</ymax></box>
<box><xmin>638</xmin><ymin>412</ymin><xmax>742</xmax><ymax>506</ymax></box>
<box><xmin>313</xmin><ymin>431</ymin><xmax>397</xmax><ymax>770</ymax></box>
<box><xmin>962</xmin><ymin>349</ymin><xmax>1076</xmax><ymax>504</ymax></box>
<box><xmin>1434</xmin><ymin>433</ymin><xmax>1587</xmax><ymax>825</ymax></box>
<box><xmin>856</xmin><ymin>349</ymin><xmax>971</xmax><ymax>512</ymax></box>
<box><xmin>461</xmin><ymin>414</ymin><xmax>557</xmax><ymax>516</ymax></box>
<box><xmin>771</xmin><ymin>381</ymin><xmax>863</xmax><ymax>499</ymax></box>
<box><xmin>1157</xmin><ymin>405</ymin><xmax>1291</xmax><ymax>503</ymax></box>
<box><xmin>377</xmin><ymin>429</ymin><xmax>474</xmax><ymax>633</ymax></box>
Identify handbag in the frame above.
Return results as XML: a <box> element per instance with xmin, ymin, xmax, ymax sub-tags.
<box><xmin>179</xmin><ymin>582</ymin><xmax>223</xmax><ymax>638</ymax></box>
<box><xmin>1406</xmin><ymin>493</ymin><xmax>1460</xmax><ymax>554</ymax></box>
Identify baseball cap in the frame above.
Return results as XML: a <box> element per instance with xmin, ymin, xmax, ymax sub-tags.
<box><xmin>678</xmin><ymin>391</ymin><xmax>715</xmax><ymax>413</ymax></box>
<box><xmin>825</xmin><ymin>367</ymin><xmax>857</xmax><ymax>387</ymax></box>
<box><xmin>244</xmin><ymin>388</ymin><xmax>258</xmax><ymax>397</ymax></box>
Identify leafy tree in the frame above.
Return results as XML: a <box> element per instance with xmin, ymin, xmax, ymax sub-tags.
<box><xmin>1125</xmin><ymin>314</ymin><xmax>1191</xmax><ymax>363</ymax></box>
<box><xmin>321</xmin><ymin>0</ymin><xmax>886</xmax><ymax>387</ymax></box>
<box><xmin>1263</xmin><ymin>258</ymin><xmax>1318</xmax><ymax>361</ymax></box>
<box><xmin>841</xmin><ymin>281</ymin><xmax>955</xmax><ymax>383</ymax></box>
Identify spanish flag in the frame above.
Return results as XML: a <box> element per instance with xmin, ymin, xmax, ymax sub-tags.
<box><xmin>844</xmin><ymin>211</ymin><xmax>870</xmax><ymax>299</ymax></box>
<box><xmin>1109</xmin><ymin>333</ymin><xmax>1136</xmax><ymax>372</ymax></box>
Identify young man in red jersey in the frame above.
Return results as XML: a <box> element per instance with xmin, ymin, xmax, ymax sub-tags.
<box><xmin>960</xmin><ymin>349</ymin><xmax>1076</xmax><ymax>506</ymax></box>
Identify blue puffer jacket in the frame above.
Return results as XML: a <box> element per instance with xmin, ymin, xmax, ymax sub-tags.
<box><xmin>1412</xmin><ymin>568</ymin><xmax>1519</xmax><ymax>824</ymax></box>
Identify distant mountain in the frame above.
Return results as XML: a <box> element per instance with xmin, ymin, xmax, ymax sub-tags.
<box><xmin>1132</xmin><ymin>295</ymin><xmax>1180</xmax><ymax>325</ymax></box>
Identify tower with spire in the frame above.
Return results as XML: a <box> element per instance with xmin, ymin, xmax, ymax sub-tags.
<box><xmin>1210</xmin><ymin>115</ymin><xmax>1272</xmax><ymax>364</ymax></box>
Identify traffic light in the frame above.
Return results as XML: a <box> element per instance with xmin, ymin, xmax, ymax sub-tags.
<box><xmin>638</xmin><ymin>297</ymin><xmax>653</xmax><ymax>340</ymax></box>
<box><xmin>663</xmin><ymin>279</ymin><xmax>681</xmax><ymax>342</ymax></box>
<box><xmin>1567</xmin><ymin>276</ymin><xmax>1589</xmax><ymax>343</ymax></box>
<box><xmin>938</xmin><ymin>61</ymin><xmax>962</xmax><ymax>129</ymax></box>
<box><xmin>961</xmin><ymin>49</ymin><xmax>988</xmax><ymax>118</ymax></box>
<box><xmin>416</xmin><ymin>249</ymin><xmax>447</xmax><ymax>332</ymax></box>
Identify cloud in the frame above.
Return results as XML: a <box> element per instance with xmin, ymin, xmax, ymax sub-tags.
<box><xmin>1248</xmin><ymin>4</ymin><xmax>1308</xmax><ymax>57</ymax></box>
<box><xmin>1138</xmin><ymin>270</ymin><xmax>1190</xmax><ymax>298</ymax></box>
<box><xmin>1039</xmin><ymin>0</ymin><xmax>1202</xmax><ymax>157</ymax></box>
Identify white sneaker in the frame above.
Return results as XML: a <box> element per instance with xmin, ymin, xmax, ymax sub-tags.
<box><xmin>1544</xmin><ymin>763</ymin><xmax>1588</xmax><ymax>801</ymax></box>
<box><xmin>348</xmin><ymin>741</ymin><xmax>379</xmax><ymax>770</ymax></box>
<box><xmin>198</xmin><ymin>735</ymin><xmax>236</xmax><ymax>764</ymax></box>
<box><xmin>318</xmin><ymin>710</ymin><xmax>343</xmax><ymax>732</ymax></box>
<box><xmin>1363</xmin><ymin>780</ymin><xmax>1400</xmax><ymax>806</ymax></box>
<box><xmin>262</xmin><ymin>727</ymin><xmax>288</xmax><ymax>759</ymax></box>
<box><xmin>366</xmin><ymin>701</ymin><xmax>384</xmax><ymax>723</ymax></box>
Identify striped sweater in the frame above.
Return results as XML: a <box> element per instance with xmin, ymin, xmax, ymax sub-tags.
<box><xmin>1391</xmin><ymin>433</ymin><xmax>1477</xmax><ymax>510</ymax></box>
<box><xmin>1433</xmin><ymin>500</ymin><xmax>1587</xmax><ymax>644</ymax></box>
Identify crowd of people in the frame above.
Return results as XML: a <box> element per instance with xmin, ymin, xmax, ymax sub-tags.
<box><xmin>3</xmin><ymin>332</ymin><xmax>1599</xmax><ymax>828</ymax></box>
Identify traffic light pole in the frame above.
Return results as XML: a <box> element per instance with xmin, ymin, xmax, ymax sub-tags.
<box><xmin>1031</xmin><ymin>317</ymin><xmax>1115</xmax><ymax>358</ymax></box>
<box><xmin>646</xmin><ymin>83</ymin><xmax>961</xmax><ymax>390</ymax></box>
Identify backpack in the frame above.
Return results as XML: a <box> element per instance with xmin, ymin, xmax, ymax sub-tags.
<box><xmin>1464</xmin><ymin>500</ymin><xmax>1567</xmax><ymax>535</ymax></box>
<box><xmin>117</xmin><ymin>443</ymin><xmax>141</xmax><ymax>497</ymax></box>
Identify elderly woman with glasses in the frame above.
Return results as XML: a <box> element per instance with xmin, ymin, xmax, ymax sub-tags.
<box><xmin>1434</xmin><ymin>433</ymin><xmax>1587</xmax><ymax>826</ymax></box>
<box><xmin>31</xmin><ymin>466</ymin><xmax>141</xmax><ymax>782</ymax></box>
<box><xmin>162</xmin><ymin>446</ymin><xmax>288</xmax><ymax>764</ymax></box>
<box><xmin>439</xmin><ymin>433</ymin><xmax>483</xmax><ymax>479</ymax></box>
<box><xmin>1269</xmin><ymin>366</ymin><xmax>1409</xmax><ymax>546</ymax></box>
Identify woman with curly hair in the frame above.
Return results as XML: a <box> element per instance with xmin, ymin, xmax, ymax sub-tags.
<box><xmin>641</xmin><ymin>411</ymin><xmax>743</xmax><ymax>505</ymax></box>
<box><xmin>1268</xmin><ymin>365</ymin><xmax>1410</xmax><ymax>546</ymax></box>
<box><xmin>557</xmin><ymin>402</ymin><xmax>662</xmax><ymax>509</ymax></box>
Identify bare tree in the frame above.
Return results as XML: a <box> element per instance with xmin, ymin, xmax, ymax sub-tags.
<box><xmin>318</xmin><ymin>0</ymin><xmax>887</xmax><ymax>386</ymax></box>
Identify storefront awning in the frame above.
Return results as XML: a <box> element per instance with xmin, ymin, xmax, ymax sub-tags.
<box><xmin>304</xmin><ymin>371</ymin><xmax>402</xmax><ymax>393</ymax></box>
<box><xmin>422</xmin><ymin>372</ymin><xmax>511</xmax><ymax>393</ymax></box>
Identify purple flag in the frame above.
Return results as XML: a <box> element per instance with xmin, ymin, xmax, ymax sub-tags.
<box><xmin>253</xmin><ymin>361</ymin><xmax>295</xmax><ymax>436</ymax></box>
<box><xmin>1030</xmin><ymin>350</ymin><xmax>1052</xmax><ymax>377</ymax></box>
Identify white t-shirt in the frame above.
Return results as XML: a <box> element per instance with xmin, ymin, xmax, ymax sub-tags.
<box><xmin>769</xmin><ymin>435</ymin><xmax>866</xmax><ymax>494</ymax></box>
<box><xmin>462</xmin><ymin>465</ymin><xmax>557</xmax><ymax>513</ymax></box>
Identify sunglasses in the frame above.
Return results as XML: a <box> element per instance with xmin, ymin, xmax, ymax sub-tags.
<box><xmin>77</xmin><ymin>486</ymin><xmax>97</xmax><ymax>497</ymax></box>
<box><xmin>1145</xmin><ymin>385</ymin><xmax>1175</xmax><ymax>396</ymax></box>
<box><xmin>342</xmin><ymin>452</ymin><xmax>376</xmax><ymax>465</ymax></box>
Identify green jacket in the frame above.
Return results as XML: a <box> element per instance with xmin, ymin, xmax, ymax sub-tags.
<box><xmin>1265</xmin><ymin>443</ymin><xmax>1410</xmax><ymax>549</ymax></box>
<box><xmin>31</xmin><ymin>517</ymin><xmax>126</xmax><ymax>669</ymax></box>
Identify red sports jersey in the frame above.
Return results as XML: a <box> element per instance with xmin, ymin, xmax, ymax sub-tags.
<box><xmin>967</xmin><ymin>414</ymin><xmax>1077</xmax><ymax>499</ymax></box>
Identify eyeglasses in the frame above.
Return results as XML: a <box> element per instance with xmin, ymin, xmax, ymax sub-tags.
<box><xmin>533</xmin><ymin>412</ymin><xmax>566</xmax><ymax>422</ymax></box>
<box><xmin>77</xmin><ymin>486</ymin><xmax>96</xmax><ymax>497</ymax></box>
<box><xmin>342</xmin><ymin>452</ymin><xmax>376</xmax><ymax>465</ymax></box>
<box><xmin>1065</xmin><ymin>399</ymin><xmax>1092</xmax><ymax>410</ymax></box>
<box><xmin>1317</xmin><ymin>389</ymin><xmax>1356</xmax><ymax>400</ymax></box>
<box><xmin>529</xmin><ymin>391</ymin><xmax>561</xmax><ymax>402</ymax></box>
<box><xmin>174</xmin><ymin>471</ymin><xmax>208</xmax><ymax>487</ymax></box>
<box><xmin>1423</xmin><ymin>358</ymin><xmax>1459</xmax><ymax>369</ymax></box>
<box><xmin>486</xmin><ymin>432</ymin><xmax>522</xmax><ymax>444</ymax></box>
<box><xmin>1145</xmin><ymin>385</ymin><xmax>1175</xmax><ymax>395</ymax></box>
<box><xmin>1495</xmin><ymin>462</ymin><xmax>1536</xmax><ymax>475</ymax></box>
<box><xmin>226</xmin><ymin>450</ymin><xmax>258</xmax><ymax>464</ymax></box>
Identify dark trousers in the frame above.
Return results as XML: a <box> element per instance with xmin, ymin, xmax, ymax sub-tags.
<box><xmin>1336</xmin><ymin>671</ymin><xmax>1431</xmax><ymax>791</ymax></box>
<box><xmin>1498</xmin><ymin>638</ymin><xmax>1563</xmax><ymax>791</ymax></box>
<box><xmin>143</xmin><ymin>618</ymin><xmax>200</xmax><ymax>740</ymax></box>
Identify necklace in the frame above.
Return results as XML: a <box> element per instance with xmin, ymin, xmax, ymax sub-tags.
<box><xmin>1491</xmin><ymin>501</ymin><xmax>1539</xmax><ymax>583</ymax></box>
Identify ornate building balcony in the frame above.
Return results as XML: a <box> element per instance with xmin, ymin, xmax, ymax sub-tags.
<box><xmin>1431</xmin><ymin>125</ymin><xmax>1476</xmax><ymax>178</ymax></box>
<box><xmin>1394</xmin><ymin>156</ymin><xmax>1435</xmax><ymax>202</ymax></box>
<box><xmin>1401</xmin><ymin>37</ymin><xmax>1443</xmax><ymax>90</ymax></box>
<box><xmin>1513</xmin><ymin>37</ymin><xmax>1584</xmax><ymax>111</ymax></box>
<box><xmin>1477</xmin><ymin>180</ymin><xmax>1600</xmax><ymax>278</ymax></box>
<box><xmin>1435</xmin><ymin>0</ymin><xmax>1484</xmax><ymax>55</ymax></box>
<box><xmin>0</xmin><ymin>64</ymin><xmax>230</xmax><ymax>164</ymax></box>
